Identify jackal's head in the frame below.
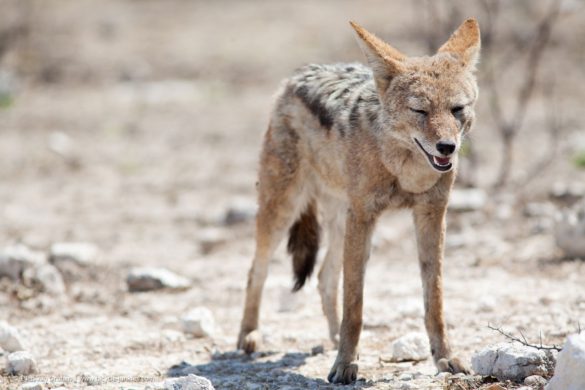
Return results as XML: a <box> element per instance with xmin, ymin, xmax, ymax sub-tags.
<box><xmin>351</xmin><ymin>19</ymin><xmax>480</xmax><ymax>173</ymax></box>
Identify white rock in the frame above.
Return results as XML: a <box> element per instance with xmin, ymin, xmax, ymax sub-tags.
<box><xmin>0</xmin><ymin>321</ymin><xmax>24</xmax><ymax>352</ymax></box>
<box><xmin>127</xmin><ymin>267</ymin><xmax>191</xmax><ymax>292</ymax></box>
<box><xmin>477</xmin><ymin>296</ymin><xmax>497</xmax><ymax>313</ymax></box>
<box><xmin>50</xmin><ymin>242</ymin><xmax>98</xmax><ymax>266</ymax></box>
<box><xmin>448</xmin><ymin>188</ymin><xmax>487</xmax><ymax>212</ymax></box>
<box><xmin>6</xmin><ymin>350</ymin><xmax>38</xmax><ymax>375</ymax></box>
<box><xmin>181</xmin><ymin>307</ymin><xmax>215</xmax><ymax>337</ymax></box>
<box><xmin>555</xmin><ymin>201</ymin><xmax>585</xmax><ymax>258</ymax></box>
<box><xmin>524</xmin><ymin>374</ymin><xmax>547</xmax><ymax>387</ymax></box>
<box><xmin>0</xmin><ymin>244</ymin><xmax>46</xmax><ymax>280</ymax></box>
<box><xmin>20</xmin><ymin>382</ymin><xmax>44</xmax><ymax>390</ymax></box>
<box><xmin>390</xmin><ymin>332</ymin><xmax>430</xmax><ymax>362</ymax></box>
<box><xmin>23</xmin><ymin>263</ymin><xmax>65</xmax><ymax>295</ymax></box>
<box><xmin>164</xmin><ymin>374</ymin><xmax>215</xmax><ymax>390</ymax></box>
<box><xmin>472</xmin><ymin>343</ymin><xmax>551</xmax><ymax>381</ymax></box>
<box><xmin>546</xmin><ymin>332</ymin><xmax>585</xmax><ymax>390</ymax></box>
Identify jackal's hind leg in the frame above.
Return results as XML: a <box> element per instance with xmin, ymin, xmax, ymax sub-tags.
<box><xmin>238</xmin><ymin>122</ymin><xmax>306</xmax><ymax>353</ymax></box>
<box><xmin>318</xmin><ymin>203</ymin><xmax>345</xmax><ymax>347</ymax></box>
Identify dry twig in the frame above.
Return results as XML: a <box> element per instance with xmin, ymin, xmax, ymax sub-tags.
<box><xmin>488</xmin><ymin>323</ymin><xmax>562</xmax><ymax>351</ymax></box>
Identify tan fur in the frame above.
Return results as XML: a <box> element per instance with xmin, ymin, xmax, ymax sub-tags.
<box><xmin>237</xmin><ymin>19</ymin><xmax>480</xmax><ymax>384</ymax></box>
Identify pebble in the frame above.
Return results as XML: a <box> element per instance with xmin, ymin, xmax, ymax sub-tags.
<box><xmin>20</xmin><ymin>382</ymin><xmax>44</xmax><ymax>390</ymax></box>
<box><xmin>223</xmin><ymin>199</ymin><xmax>257</xmax><ymax>225</ymax></box>
<box><xmin>554</xmin><ymin>200</ymin><xmax>585</xmax><ymax>258</ymax></box>
<box><xmin>311</xmin><ymin>345</ymin><xmax>324</xmax><ymax>355</ymax></box>
<box><xmin>181</xmin><ymin>307</ymin><xmax>216</xmax><ymax>337</ymax></box>
<box><xmin>471</xmin><ymin>343</ymin><xmax>552</xmax><ymax>381</ymax></box>
<box><xmin>0</xmin><ymin>321</ymin><xmax>24</xmax><ymax>352</ymax></box>
<box><xmin>550</xmin><ymin>182</ymin><xmax>585</xmax><ymax>204</ymax></box>
<box><xmin>0</xmin><ymin>244</ymin><xmax>46</xmax><ymax>280</ymax></box>
<box><xmin>523</xmin><ymin>202</ymin><xmax>557</xmax><ymax>218</ymax></box>
<box><xmin>163</xmin><ymin>374</ymin><xmax>215</xmax><ymax>390</ymax></box>
<box><xmin>6</xmin><ymin>350</ymin><xmax>38</xmax><ymax>375</ymax></box>
<box><xmin>23</xmin><ymin>263</ymin><xmax>66</xmax><ymax>295</ymax></box>
<box><xmin>127</xmin><ymin>267</ymin><xmax>191</xmax><ymax>292</ymax></box>
<box><xmin>477</xmin><ymin>296</ymin><xmax>497</xmax><ymax>313</ymax></box>
<box><xmin>50</xmin><ymin>242</ymin><xmax>98</xmax><ymax>266</ymax></box>
<box><xmin>390</xmin><ymin>332</ymin><xmax>430</xmax><ymax>362</ymax></box>
<box><xmin>524</xmin><ymin>374</ymin><xmax>547</xmax><ymax>387</ymax></box>
<box><xmin>198</xmin><ymin>228</ymin><xmax>227</xmax><ymax>254</ymax></box>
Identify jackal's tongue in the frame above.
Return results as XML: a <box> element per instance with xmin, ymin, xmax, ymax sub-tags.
<box><xmin>434</xmin><ymin>156</ymin><xmax>451</xmax><ymax>166</ymax></box>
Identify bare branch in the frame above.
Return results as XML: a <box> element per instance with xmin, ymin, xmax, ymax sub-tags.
<box><xmin>488</xmin><ymin>323</ymin><xmax>562</xmax><ymax>351</ymax></box>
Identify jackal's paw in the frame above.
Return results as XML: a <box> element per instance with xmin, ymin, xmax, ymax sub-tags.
<box><xmin>437</xmin><ymin>357</ymin><xmax>470</xmax><ymax>374</ymax></box>
<box><xmin>237</xmin><ymin>329</ymin><xmax>262</xmax><ymax>354</ymax></box>
<box><xmin>327</xmin><ymin>360</ymin><xmax>358</xmax><ymax>384</ymax></box>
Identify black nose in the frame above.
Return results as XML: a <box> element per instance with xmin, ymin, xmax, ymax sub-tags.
<box><xmin>436</xmin><ymin>141</ymin><xmax>456</xmax><ymax>156</ymax></box>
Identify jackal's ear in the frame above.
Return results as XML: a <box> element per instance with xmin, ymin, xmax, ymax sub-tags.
<box><xmin>350</xmin><ymin>21</ymin><xmax>406</xmax><ymax>92</ymax></box>
<box><xmin>438</xmin><ymin>18</ymin><xmax>481</xmax><ymax>69</ymax></box>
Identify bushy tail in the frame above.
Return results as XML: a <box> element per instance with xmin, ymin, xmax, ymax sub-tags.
<box><xmin>287</xmin><ymin>202</ymin><xmax>320</xmax><ymax>292</ymax></box>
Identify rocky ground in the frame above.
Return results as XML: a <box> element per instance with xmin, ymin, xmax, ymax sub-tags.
<box><xmin>1</xmin><ymin>1</ymin><xmax>585</xmax><ymax>389</ymax></box>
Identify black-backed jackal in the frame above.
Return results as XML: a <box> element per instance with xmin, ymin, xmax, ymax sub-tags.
<box><xmin>238</xmin><ymin>19</ymin><xmax>480</xmax><ymax>384</ymax></box>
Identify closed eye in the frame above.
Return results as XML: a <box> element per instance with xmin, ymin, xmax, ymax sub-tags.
<box><xmin>410</xmin><ymin>108</ymin><xmax>427</xmax><ymax>115</ymax></box>
<box><xmin>451</xmin><ymin>106</ymin><xmax>465</xmax><ymax>115</ymax></box>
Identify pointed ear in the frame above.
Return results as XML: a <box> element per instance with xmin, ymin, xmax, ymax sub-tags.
<box><xmin>438</xmin><ymin>18</ymin><xmax>481</xmax><ymax>69</ymax></box>
<box><xmin>350</xmin><ymin>21</ymin><xmax>406</xmax><ymax>92</ymax></box>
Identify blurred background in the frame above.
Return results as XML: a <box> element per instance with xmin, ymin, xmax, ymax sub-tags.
<box><xmin>0</xmin><ymin>0</ymin><xmax>584</xmax><ymax>388</ymax></box>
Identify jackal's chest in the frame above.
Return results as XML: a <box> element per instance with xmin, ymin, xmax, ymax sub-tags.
<box><xmin>395</xmin><ymin>157</ymin><xmax>442</xmax><ymax>194</ymax></box>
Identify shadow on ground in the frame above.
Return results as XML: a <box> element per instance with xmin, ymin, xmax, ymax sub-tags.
<box><xmin>167</xmin><ymin>350</ymin><xmax>373</xmax><ymax>389</ymax></box>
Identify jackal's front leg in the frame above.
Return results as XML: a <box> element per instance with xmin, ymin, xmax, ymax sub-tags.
<box><xmin>327</xmin><ymin>210</ymin><xmax>374</xmax><ymax>384</ymax></box>
<box><xmin>412</xmin><ymin>203</ymin><xmax>469</xmax><ymax>374</ymax></box>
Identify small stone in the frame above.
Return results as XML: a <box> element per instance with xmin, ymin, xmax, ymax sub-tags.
<box><xmin>20</xmin><ymin>382</ymin><xmax>44</xmax><ymax>390</ymax></box>
<box><xmin>198</xmin><ymin>228</ymin><xmax>227</xmax><ymax>254</ymax></box>
<box><xmin>448</xmin><ymin>188</ymin><xmax>487</xmax><ymax>212</ymax></box>
<box><xmin>127</xmin><ymin>267</ymin><xmax>191</xmax><ymax>292</ymax></box>
<box><xmin>164</xmin><ymin>374</ymin><xmax>215</xmax><ymax>390</ymax></box>
<box><xmin>477</xmin><ymin>296</ymin><xmax>496</xmax><ymax>313</ymax></box>
<box><xmin>524</xmin><ymin>202</ymin><xmax>557</xmax><ymax>218</ymax></box>
<box><xmin>6</xmin><ymin>350</ymin><xmax>38</xmax><ymax>375</ymax></box>
<box><xmin>162</xmin><ymin>329</ymin><xmax>186</xmax><ymax>343</ymax></box>
<box><xmin>311</xmin><ymin>345</ymin><xmax>324</xmax><ymax>355</ymax></box>
<box><xmin>485</xmin><ymin>385</ymin><xmax>506</xmax><ymax>390</ymax></box>
<box><xmin>399</xmin><ymin>373</ymin><xmax>413</xmax><ymax>381</ymax></box>
<box><xmin>390</xmin><ymin>332</ymin><xmax>430</xmax><ymax>362</ymax></box>
<box><xmin>23</xmin><ymin>264</ymin><xmax>65</xmax><ymax>295</ymax></box>
<box><xmin>550</xmin><ymin>182</ymin><xmax>585</xmax><ymax>204</ymax></box>
<box><xmin>555</xmin><ymin>200</ymin><xmax>585</xmax><ymax>258</ymax></box>
<box><xmin>181</xmin><ymin>307</ymin><xmax>215</xmax><ymax>337</ymax></box>
<box><xmin>223</xmin><ymin>198</ymin><xmax>257</xmax><ymax>225</ymax></box>
<box><xmin>472</xmin><ymin>343</ymin><xmax>552</xmax><ymax>382</ymax></box>
<box><xmin>525</xmin><ymin>374</ymin><xmax>546</xmax><ymax>387</ymax></box>
<box><xmin>0</xmin><ymin>321</ymin><xmax>24</xmax><ymax>352</ymax></box>
<box><xmin>546</xmin><ymin>332</ymin><xmax>585</xmax><ymax>390</ymax></box>
<box><xmin>0</xmin><ymin>244</ymin><xmax>46</xmax><ymax>280</ymax></box>
<box><xmin>49</xmin><ymin>242</ymin><xmax>98</xmax><ymax>266</ymax></box>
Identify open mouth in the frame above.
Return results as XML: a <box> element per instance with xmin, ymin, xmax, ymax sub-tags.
<box><xmin>414</xmin><ymin>138</ymin><xmax>453</xmax><ymax>172</ymax></box>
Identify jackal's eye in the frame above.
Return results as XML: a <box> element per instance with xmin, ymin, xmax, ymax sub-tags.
<box><xmin>410</xmin><ymin>108</ymin><xmax>427</xmax><ymax>116</ymax></box>
<box><xmin>451</xmin><ymin>106</ymin><xmax>465</xmax><ymax>116</ymax></box>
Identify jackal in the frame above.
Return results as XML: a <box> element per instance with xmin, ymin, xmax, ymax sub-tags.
<box><xmin>238</xmin><ymin>19</ymin><xmax>480</xmax><ymax>384</ymax></box>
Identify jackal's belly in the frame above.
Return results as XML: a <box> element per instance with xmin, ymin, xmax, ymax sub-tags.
<box><xmin>301</xmin><ymin>138</ymin><xmax>349</xmax><ymax>199</ymax></box>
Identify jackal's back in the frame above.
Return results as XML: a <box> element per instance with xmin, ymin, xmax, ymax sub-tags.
<box><xmin>282</xmin><ymin>63</ymin><xmax>382</xmax><ymax>139</ymax></box>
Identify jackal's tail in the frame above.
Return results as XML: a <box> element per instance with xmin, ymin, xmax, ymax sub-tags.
<box><xmin>288</xmin><ymin>202</ymin><xmax>320</xmax><ymax>292</ymax></box>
